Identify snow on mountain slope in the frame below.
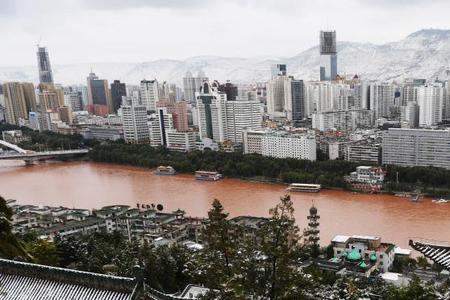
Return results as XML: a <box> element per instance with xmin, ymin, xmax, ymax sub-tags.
<box><xmin>1</xmin><ymin>29</ymin><xmax>450</xmax><ymax>85</ymax></box>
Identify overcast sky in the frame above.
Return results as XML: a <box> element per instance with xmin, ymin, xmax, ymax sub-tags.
<box><xmin>1</xmin><ymin>0</ymin><xmax>449</xmax><ymax>67</ymax></box>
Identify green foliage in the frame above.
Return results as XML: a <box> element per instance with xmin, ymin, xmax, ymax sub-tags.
<box><xmin>0</xmin><ymin>195</ymin><xmax>30</xmax><ymax>260</ymax></box>
<box><xmin>89</xmin><ymin>141</ymin><xmax>450</xmax><ymax>196</ymax></box>
<box><xmin>0</xmin><ymin>124</ymin><xmax>83</xmax><ymax>151</ymax></box>
<box><xmin>54</xmin><ymin>232</ymin><xmax>190</xmax><ymax>293</ymax></box>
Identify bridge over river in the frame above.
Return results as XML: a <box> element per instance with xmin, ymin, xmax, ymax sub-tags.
<box><xmin>0</xmin><ymin>139</ymin><xmax>89</xmax><ymax>163</ymax></box>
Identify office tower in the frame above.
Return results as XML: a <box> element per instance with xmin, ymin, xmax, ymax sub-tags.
<box><xmin>157</xmin><ymin>100</ymin><xmax>189</xmax><ymax>132</ymax></box>
<box><xmin>319</xmin><ymin>31</ymin><xmax>337</xmax><ymax>81</ymax></box>
<box><xmin>400</xmin><ymin>101</ymin><xmax>419</xmax><ymax>128</ymax></box>
<box><xmin>86</xmin><ymin>72</ymin><xmax>111</xmax><ymax>116</ymax></box>
<box><xmin>382</xmin><ymin>128</ymin><xmax>450</xmax><ymax>169</ymax></box>
<box><xmin>352</xmin><ymin>81</ymin><xmax>370</xmax><ymax>109</ymax></box>
<box><xmin>150</xmin><ymin>107</ymin><xmax>174</xmax><ymax>147</ymax></box>
<box><xmin>224</xmin><ymin>99</ymin><xmax>262</xmax><ymax>143</ymax></box>
<box><xmin>38</xmin><ymin>84</ymin><xmax>64</xmax><ymax>112</ymax></box>
<box><xmin>266</xmin><ymin>75</ymin><xmax>290</xmax><ymax>119</ymax></box>
<box><xmin>271</xmin><ymin>64</ymin><xmax>287</xmax><ymax>78</ymax></box>
<box><xmin>2</xmin><ymin>82</ymin><xmax>37</xmax><ymax>125</ymax></box>
<box><xmin>36</xmin><ymin>46</ymin><xmax>54</xmax><ymax>84</ymax></box>
<box><xmin>369</xmin><ymin>83</ymin><xmax>395</xmax><ymax>119</ymax></box>
<box><xmin>66</xmin><ymin>91</ymin><xmax>83</xmax><ymax>112</ymax></box>
<box><xmin>183</xmin><ymin>71</ymin><xmax>209</xmax><ymax>103</ymax></box>
<box><xmin>291</xmin><ymin>80</ymin><xmax>305</xmax><ymax>126</ymax></box>
<box><xmin>196</xmin><ymin>81</ymin><xmax>226</xmax><ymax>142</ymax></box>
<box><xmin>417</xmin><ymin>85</ymin><xmax>443</xmax><ymax>127</ymax></box>
<box><xmin>218</xmin><ymin>82</ymin><xmax>238</xmax><ymax>101</ymax></box>
<box><xmin>443</xmin><ymin>80</ymin><xmax>450</xmax><ymax>120</ymax></box>
<box><xmin>140</xmin><ymin>79</ymin><xmax>159</xmax><ymax>112</ymax></box>
<box><xmin>121</xmin><ymin>94</ymin><xmax>150</xmax><ymax>144</ymax></box>
<box><xmin>110</xmin><ymin>80</ymin><xmax>127</xmax><ymax>113</ymax></box>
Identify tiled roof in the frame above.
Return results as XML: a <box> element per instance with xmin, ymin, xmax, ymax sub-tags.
<box><xmin>0</xmin><ymin>259</ymin><xmax>142</xmax><ymax>300</ymax></box>
<box><xmin>409</xmin><ymin>240</ymin><xmax>450</xmax><ymax>271</ymax></box>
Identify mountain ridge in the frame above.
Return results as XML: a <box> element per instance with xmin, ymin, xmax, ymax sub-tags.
<box><xmin>1</xmin><ymin>29</ymin><xmax>450</xmax><ymax>85</ymax></box>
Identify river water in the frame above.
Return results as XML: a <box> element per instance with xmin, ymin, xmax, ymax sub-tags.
<box><xmin>0</xmin><ymin>160</ymin><xmax>449</xmax><ymax>249</ymax></box>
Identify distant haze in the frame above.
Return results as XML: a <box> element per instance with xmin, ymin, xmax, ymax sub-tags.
<box><xmin>1</xmin><ymin>29</ymin><xmax>450</xmax><ymax>85</ymax></box>
<box><xmin>1</xmin><ymin>0</ymin><xmax>450</xmax><ymax>67</ymax></box>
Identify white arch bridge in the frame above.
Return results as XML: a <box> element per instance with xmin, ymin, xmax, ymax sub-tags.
<box><xmin>0</xmin><ymin>139</ymin><xmax>89</xmax><ymax>163</ymax></box>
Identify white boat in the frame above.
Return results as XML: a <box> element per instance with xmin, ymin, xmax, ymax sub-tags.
<box><xmin>432</xmin><ymin>198</ymin><xmax>450</xmax><ymax>204</ymax></box>
<box><xmin>287</xmin><ymin>183</ymin><xmax>321</xmax><ymax>193</ymax></box>
<box><xmin>154</xmin><ymin>166</ymin><xmax>177</xmax><ymax>175</ymax></box>
<box><xmin>195</xmin><ymin>171</ymin><xmax>222</xmax><ymax>181</ymax></box>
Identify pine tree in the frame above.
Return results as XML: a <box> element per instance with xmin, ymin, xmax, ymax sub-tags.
<box><xmin>190</xmin><ymin>199</ymin><xmax>242</xmax><ymax>295</ymax></box>
<box><xmin>0</xmin><ymin>196</ymin><xmax>31</xmax><ymax>260</ymax></box>
<box><xmin>258</xmin><ymin>195</ymin><xmax>303</xmax><ymax>300</ymax></box>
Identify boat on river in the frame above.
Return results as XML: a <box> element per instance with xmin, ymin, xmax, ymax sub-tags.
<box><xmin>432</xmin><ymin>198</ymin><xmax>450</xmax><ymax>204</ymax></box>
<box><xmin>155</xmin><ymin>166</ymin><xmax>177</xmax><ymax>175</ymax></box>
<box><xmin>195</xmin><ymin>171</ymin><xmax>222</xmax><ymax>181</ymax></box>
<box><xmin>287</xmin><ymin>183</ymin><xmax>321</xmax><ymax>193</ymax></box>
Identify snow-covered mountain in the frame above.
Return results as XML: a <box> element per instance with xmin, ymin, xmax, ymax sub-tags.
<box><xmin>1</xmin><ymin>29</ymin><xmax>450</xmax><ymax>85</ymax></box>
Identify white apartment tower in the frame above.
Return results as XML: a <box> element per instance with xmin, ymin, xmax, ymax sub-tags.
<box><xmin>417</xmin><ymin>85</ymin><xmax>444</xmax><ymax>127</ymax></box>
<box><xmin>121</xmin><ymin>94</ymin><xmax>150</xmax><ymax>144</ymax></box>
<box><xmin>369</xmin><ymin>83</ymin><xmax>395</xmax><ymax>119</ymax></box>
<box><xmin>140</xmin><ymin>79</ymin><xmax>159</xmax><ymax>112</ymax></box>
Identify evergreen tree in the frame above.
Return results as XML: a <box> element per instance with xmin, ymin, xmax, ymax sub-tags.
<box><xmin>258</xmin><ymin>195</ymin><xmax>304</xmax><ymax>300</ymax></box>
<box><xmin>0</xmin><ymin>196</ymin><xmax>30</xmax><ymax>260</ymax></box>
<box><xmin>189</xmin><ymin>199</ymin><xmax>241</xmax><ymax>296</ymax></box>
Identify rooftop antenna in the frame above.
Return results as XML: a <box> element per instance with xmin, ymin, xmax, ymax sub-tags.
<box><xmin>37</xmin><ymin>36</ymin><xmax>42</xmax><ymax>48</ymax></box>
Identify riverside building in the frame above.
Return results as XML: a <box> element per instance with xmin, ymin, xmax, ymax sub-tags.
<box><xmin>121</xmin><ymin>94</ymin><xmax>150</xmax><ymax>144</ymax></box>
<box><xmin>243</xmin><ymin>130</ymin><xmax>317</xmax><ymax>161</ymax></box>
<box><xmin>382</xmin><ymin>128</ymin><xmax>450</xmax><ymax>169</ymax></box>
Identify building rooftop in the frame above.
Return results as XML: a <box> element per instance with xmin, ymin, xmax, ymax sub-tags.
<box><xmin>0</xmin><ymin>258</ymin><xmax>141</xmax><ymax>300</ymax></box>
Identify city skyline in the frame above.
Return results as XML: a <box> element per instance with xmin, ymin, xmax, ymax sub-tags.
<box><xmin>1</xmin><ymin>0</ymin><xmax>450</xmax><ymax>67</ymax></box>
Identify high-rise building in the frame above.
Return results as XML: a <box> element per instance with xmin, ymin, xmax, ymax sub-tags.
<box><xmin>400</xmin><ymin>101</ymin><xmax>419</xmax><ymax>128</ymax></box>
<box><xmin>183</xmin><ymin>71</ymin><xmax>208</xmax><ymax>103</ymax></box>
<box><xmin>271</xmin><ymin>64</ymin><xmax>287</xmax><ymax>78</ymax></box>
<box><xmin>369</xmin><ymin>83</ymin><xmax>395</xmax><ymax>119</ymax></box>
<box><xmin>121</xmin><ymin>94</ymin><xmax>150</xmax><ymax>144</ymax></box>
<box><xmin>218</xmin><ymin>82</ymin><xmax>238</xmax><ymax>101</ymax></box>
<box><xmin>38</xmin><ymin>87</ymin><xmax>63</xmax><ymax>112</ymax></box>
<box><xmin>140</xmin><ymin>79</ymin><xmax>159</xmax><ymax>112</ymax></box>
<box><xmin>417</xmin><ymin>85</ymin><xmax>444</xmax><ymax>127</ymax></box>
<box><xmin>290</xmin><ymin>80</ymin><xmax>305</xmax><ymax>126</ymax></box>
<box><xmin>224</xmin><ymin>99</ymin><xmax>262</xmax><ymax>143</ymax></box>
<box><xmin>266</xmin><ymin>75</ymin><xmax>291</xmax><ymax>119</ymax></box>
<box><xmin>2</xmin><ymin>82</ymin><xmax>37</xmax><ymax>125</ymax></box>
<box><xmin>196</xmin><ymin>80</ymin><xmax>262</xmax><ymax>144</ymax></box>
<box><xmin>86</xmin><ymin>72</ymin><xmax>111</xmax><ymax>116</ymax></box>
<box><xmin>196</xmin><ymin>81</ymin><xmax>226</xmax><ymax>142</ymax></box>
<box><xmin>319</xmin><ymin>31</ymin><xmax>337</xmax><ymax>81</ymax></box>
<box><xmin>149</xmin><ymin>107</ymin><xmax>173</xmax><ymax>147</ymax></box>
<box><xmin>66</xmin><ymin>91</ymin><xmax>83</xmax><ymax>112</ymax></box>
<box><xmin>382</xmin><ymin>128</ymin><xmax>450</xmax><ymax>169</ymax></box>
<box><xmin>110</xmin><ymin>80</ymin><xmax>127</xmax><ymax>113</ymax></box>
<box><xmin>157</xmin><ymin>100</ymin><xmax>189</xmax><ymax>132</ymax></box>
<box><xmin>36</xmin><ymin>46</ymin><xmax>54</xmax><ymax>84</ymax></box>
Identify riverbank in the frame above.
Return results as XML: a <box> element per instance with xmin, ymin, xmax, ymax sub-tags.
<box><xmin>88</xmin><ymin>142</ymin><xmax>450</xmax><ymax>198</ymax></box>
